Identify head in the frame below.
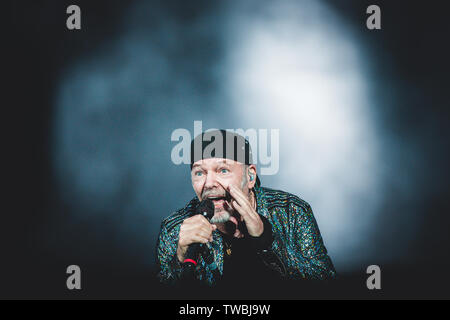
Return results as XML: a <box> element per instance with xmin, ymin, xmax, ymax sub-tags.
<box><xmin>191</xmin><ymin>159</ymin><xmax>257</xmax><ymax>223</ymax></box>
<box><xmin>190</xmin><ymin>130</ymin><xmax>258</xmax><ymax>223</ymax></box>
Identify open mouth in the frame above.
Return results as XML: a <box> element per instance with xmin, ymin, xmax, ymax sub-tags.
<box><xmin>205</xmin><ymin>192</ymin><xmax>232</xmax><ymax>208</ymax></box>
<box><xmin>207</xmin><ymin>196</ymin><xmax>227</xmax><ymax>207</ymax></box>
<box><xmin>206</xmin><ymin>191</ymin><xmax>231</xmax><ymax>202</ymax></box>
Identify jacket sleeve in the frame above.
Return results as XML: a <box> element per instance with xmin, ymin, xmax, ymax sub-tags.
<box><xmin>156</xmin><ymin>221</ymin><xmax>184</xmax><ymax>285</ymax></box>
<box><xmin>288</xmin><ymin>200</ymin><xmax>337</xmax><ymax>280</ymax></box>
<box><xmin>246</xmin><ymin>214</ymin><xmax>274</xmax><ymax>252</ymax></box>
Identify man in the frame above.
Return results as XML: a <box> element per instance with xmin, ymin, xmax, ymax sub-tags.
<box><xmin>156</xmin><ymin>130</ymin><xmax>336</xmax><ymax>293</ymax></box>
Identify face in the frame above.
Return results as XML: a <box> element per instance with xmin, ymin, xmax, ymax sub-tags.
<box><xmin>191</xmin><ymin>158</ymin><xmax>255</xmax><ymax>223</ymax></box>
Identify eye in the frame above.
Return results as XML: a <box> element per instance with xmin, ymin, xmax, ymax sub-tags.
<box><xmin>219</xmin><ymin>168</ymin><xmax>229</xmax><ymax>174</ymax></box>
<box><xmin>194</xmin><ymin>171</ymin><xmax>203</xmax><ymax>177</ymax></box>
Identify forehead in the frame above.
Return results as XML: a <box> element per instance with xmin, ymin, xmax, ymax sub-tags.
<box><xmin>192</xmin><ymin>158</ymin><xmax>242</xmax><ymax>169</ymax></box>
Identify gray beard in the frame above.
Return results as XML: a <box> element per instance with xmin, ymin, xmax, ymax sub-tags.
<box><xmin>209</xmin><ymin>209</ymin><xmax>231</xmax><ymax>223</ymax></box>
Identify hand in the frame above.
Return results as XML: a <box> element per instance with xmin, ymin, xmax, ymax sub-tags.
<box><xmin>216</xmin><ymin>176</ymin><xmax>264</xmax><ymax>237</ymax></box>
<box><xmin>177</xmin><ymin>215</ymin><xmax>217</xmax><ymax>263</ymax></box>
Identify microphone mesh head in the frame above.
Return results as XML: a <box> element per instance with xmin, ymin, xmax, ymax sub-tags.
<box><xmin>197</xmin><ymin>199</ymin><xmax>215</xmax><ymax>220</ymax></box>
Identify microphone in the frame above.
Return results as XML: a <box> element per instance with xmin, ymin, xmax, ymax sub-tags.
<box><xmin>182</xmin><ymin>199</ymin><xmax>215</xmax><ymax>278</ymax></box>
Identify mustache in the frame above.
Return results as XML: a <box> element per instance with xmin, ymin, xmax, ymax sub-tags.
<box><xmin>202</xmin><ymin>189</ymin><xmax>232</xmax><ymax>201</ymax></box>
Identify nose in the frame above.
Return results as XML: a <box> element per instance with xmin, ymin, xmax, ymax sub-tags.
<box><xmin>204</xmin><ymin>170</ymin><xmax>219</xmax><ymax>189</ymax></box>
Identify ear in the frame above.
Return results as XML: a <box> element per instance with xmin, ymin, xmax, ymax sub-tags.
<box><xmin>247</xmin><ymin>164</ymin><xmax>257</xmax><ymax>189</ymax></box>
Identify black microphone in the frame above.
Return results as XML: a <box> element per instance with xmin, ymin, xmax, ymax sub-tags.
<box><xmin>182</xmin><ymin>199</ymin><xmax>215</xmax><ymax>278</ymax></box>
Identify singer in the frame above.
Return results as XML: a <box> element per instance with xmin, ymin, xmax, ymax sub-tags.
<box><xmin>156</xmin><ymin>130</ymin><xmax>336</xmax><ymax>291</ymax></box>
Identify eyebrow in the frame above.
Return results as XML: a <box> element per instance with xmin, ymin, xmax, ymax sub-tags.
<box><xmin>192</xmin><ymin>159</ymin><xmax>231</xmax><ymax>169</ymax></box>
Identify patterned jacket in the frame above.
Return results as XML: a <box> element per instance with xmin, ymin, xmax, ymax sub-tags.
<box><xmin>156</xmin><ymin>184</ymin><xmax>336</xmax><ymax>285</ymax></box>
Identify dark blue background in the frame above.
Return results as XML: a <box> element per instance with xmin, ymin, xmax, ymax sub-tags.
<box><xmin>5</xmin><ymin>0</ymin><xmax>450</xmax><ymax>299</ymax></box>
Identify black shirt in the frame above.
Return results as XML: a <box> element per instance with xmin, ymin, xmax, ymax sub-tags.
<box><xmin>216</xmin><ymin>215</ymin><xmax>278</xmax><ymax>296</ymax></box>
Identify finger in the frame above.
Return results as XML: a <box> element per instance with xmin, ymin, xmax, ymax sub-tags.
<box><xmin>231</xmin><ymin>199</ymin><xmax>253</xmax><ymax>221</ymax></box>
<box><xmin>233</xmin><ymin>203</ymin><xmax>261</xmax><ymax>233</ymax></box>
<box><xmin>230</xmin><ymin>199</ymin><xmax>250</xmax><ymax>221</ymax></box>
<box><xmin>191</xmin><ymin>235</ymin><xmax>210</xmax><ymax>244</ymax></box>
<box><xmin>186</xmin><ymin>216</ymin><xmax>212</xmax><ymax>231</ymax></box>
<box><xmin>180</xmin><ymin>232</ymin><xmax>209</xmax><ymax>246</ymax></box>
<box><xmin>213</xmin><ymin>178</ymin><xmax>250</xmax><ymax>211</ymax></box>
<box><xmin>192</xmin><ymin>215</ymin><xmax>211</xmax><ymax>225</ymax></box>
<box><xmin>181</xmin><ymin>223</ymin><xmax>212</xmax><ymax>241</ymax></box>
<box><xmin>230</xmin><ymin>199</ymin><xmax>242</xmax><ymax>212</ymax></box>
<box><xmin>192</xmin><ymin>228</ymin><xmax>211</xmax><ymax>241</ymax></box>
<box><xmin>215</xmin><ymin>176</ymin><xmax>229</xmax><ymax>190</ymax></box>
<box><xmin>215</xmin><ymin>177</ymin><xmax>250</xmax><ymax>211</ymax></box>
<box><xmin>229</xmin><ymin>189</ymin><xmax>255</xmax><ymax>219</ymax></box>
<box><xmin>200</xmin><ymin>224</ymin><xmax>215</xmax><ymax>236</ymax></box>
<box><xmin>228</xmin><ymin>184</ymin><xmax>251</xmax><ymax>208</ymax></box>
<box><xmin>182</xmin><ymin>220</ymin><xmax>207</xmax><ymax>233</ymax></box>
<box><xmin>230</xmin><ymin>185</ymin><xmax>260</xmax><ymax>220</ymax></box>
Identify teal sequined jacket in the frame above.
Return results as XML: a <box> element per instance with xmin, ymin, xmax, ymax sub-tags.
<box><xmin>156</xmin><ymin>185</ymin><xmax>336</xmax><ymax>285</ymax></box>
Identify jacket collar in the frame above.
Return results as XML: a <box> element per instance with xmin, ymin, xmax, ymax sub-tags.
<box><xmin>253</xmin><ymin>184</ymin><xmax>269</xmax><ymax>220</ymax></box>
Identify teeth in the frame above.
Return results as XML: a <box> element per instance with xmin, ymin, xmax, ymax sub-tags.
<box><xmin>208</xmin><ymin>196</ymin><xmax>224</xmax><ymax>200</ymax></box>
